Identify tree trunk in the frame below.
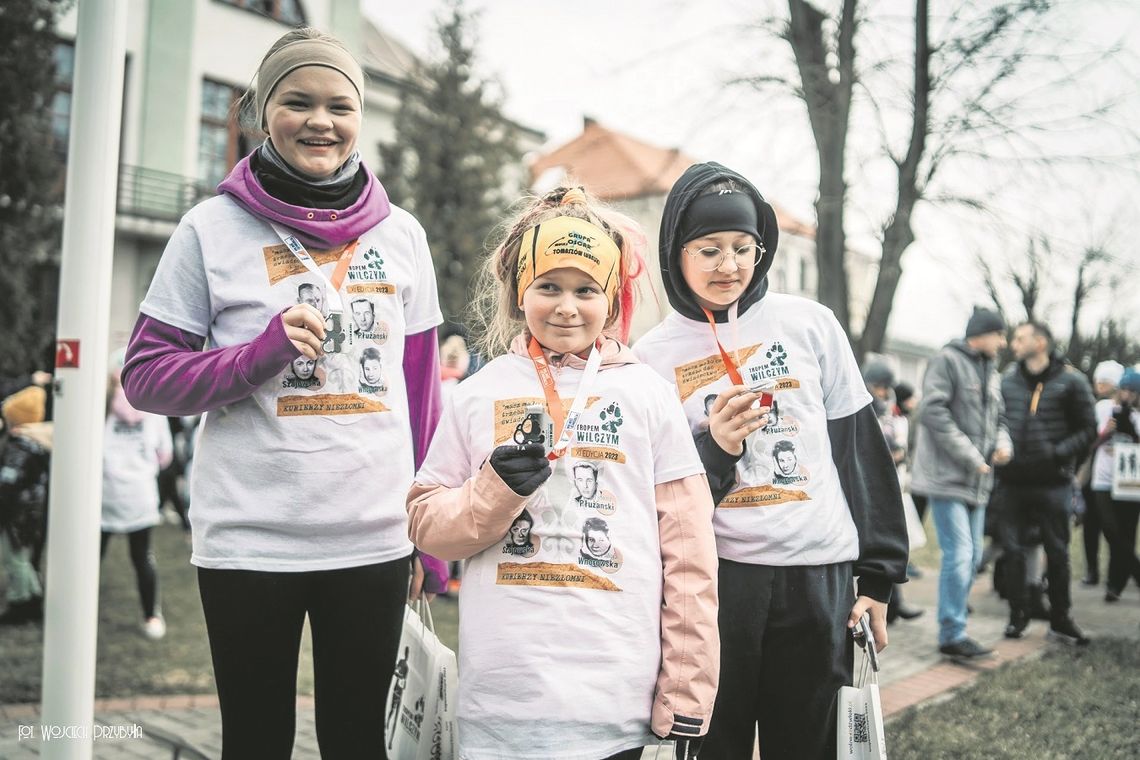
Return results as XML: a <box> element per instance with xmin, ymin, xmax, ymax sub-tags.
<box><xmin>787</xmin><ymin>0</ymin><xmax>856</xmax><ymax>335</ymax></box>
<box><xmin>856</xmin><ymin>0</ymin><xmax>928</xmax><ymax>361</ymax></box>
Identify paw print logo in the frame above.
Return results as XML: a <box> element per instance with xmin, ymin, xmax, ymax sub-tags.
<box><xmin>765</xmin><ymin>342</ymin><xmax>787</xmax><ymax>367</ymax></box>
<box><xmin>599</xmin><ymin>402</ymin><xmax>624</xmax><ymax>434</ymax></box>
<box><xmin>364</xmin><ymin>247</ymin><xmax>385</xmax><ymax>272</ymax></box>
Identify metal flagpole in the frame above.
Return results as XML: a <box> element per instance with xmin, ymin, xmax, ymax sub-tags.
<box><xmin>39</xmin><ymin>0</ymin><xmax>127</xmax><ymax>756</ymax></box>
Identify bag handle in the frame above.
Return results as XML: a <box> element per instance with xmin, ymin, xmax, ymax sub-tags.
<box><xmin>413</xmin><ymin>596</ymin><xmax>437</xmax><ymax>636</ymax></box>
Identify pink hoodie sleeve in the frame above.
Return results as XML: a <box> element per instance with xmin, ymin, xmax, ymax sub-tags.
<box><xmin>406</xmin><ymin>463</ymin><xmax>530</xmax><ymax>562</ymax></box>
<box><xmin>651</xmin><ymin>473</ymin><xmax>720</xmax><ymax>739</ymax></box>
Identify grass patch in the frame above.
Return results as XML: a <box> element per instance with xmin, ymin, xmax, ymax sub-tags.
<box><xmin>888</xmin><ymin>638</ymin><xmax>1140</xmax><ymax>759</ymax></box>
<box><xmin>0</xmin><ymin>522</ymin><xmax>459</xmax><ymax>703</ymax></box>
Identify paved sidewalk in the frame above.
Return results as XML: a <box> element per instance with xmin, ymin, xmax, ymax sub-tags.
<box><xmin>1</xmin><ymin>565</ymin><xmax>1136</xmax><ymax>759</ymax></box>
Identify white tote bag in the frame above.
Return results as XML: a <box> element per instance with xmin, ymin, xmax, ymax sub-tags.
<box><xmin>897</xmin><ymin>466</ymin><xmax>926</xmax><ymax>551</ymax></box>
<box><xmin>1112</xmin><ymin>442</ymin><xmax>1140</xmax><ymax>502</ymax></box>
<box><xmin>384</xmin><ymin>598</ymin><xmax>458</xmax><ymax>760</ymax></box>
<box><xmin>837</xmin><ymin>619</ymin><xmax>887</xmax><ymax>760</ymax></box>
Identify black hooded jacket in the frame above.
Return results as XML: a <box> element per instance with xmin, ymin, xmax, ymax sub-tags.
<box><xmin>997</xmin><ymin>352</ymin><xmax>1096</xmax><ymax>485</ymax></box>
<box><xmin>657</xmin><ymin>162</ymin><xmax>908</xmax><ymax>601</ymax></box>
<box><xmin>659</xmin><ymin>162</ymin><xmax>779</xmax><ymax>324</ymax></box>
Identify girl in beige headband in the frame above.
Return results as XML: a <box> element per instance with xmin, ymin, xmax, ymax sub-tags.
<box><xmin>121</xmin><ymin>27</ymin><xmax>447</xmax><ymax>759</ymax></box>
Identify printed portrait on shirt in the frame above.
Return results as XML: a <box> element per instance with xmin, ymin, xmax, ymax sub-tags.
<box><xmin>357</xmin><ymin>347</ymin><xmax>388</xmax><ymax>395</ymax></box>
<box><xmin>578</xmin><ymin>516</ymin><xmax>622</xmax><ymax>573</ymax></box>
<box><xmin>297</xmin><ymin>281</ymin><xmax>327</xmax><ymax>317</ymax></box>
<box><xmin>349</xmin><ymin>297</ymin><xmax>391</xmax><ymax>343</ymax></box>
<box><xmin>771</xmin><ymin>439</ymin><xmax>810</xmax><ymax>485</ymax></box>
<box><xmin>696</xmin><ymin>392</ymin><xmax>718</xmax><ymax>432</ymax></box>
<box><xmin>569</xmin><ymin>460</ymin><xmax>616</xmax><ymax>515</ymax></box>
<box><xmin>281</xmin><ymin>354</ymin><xmax>325</xmax><ymax>390</ymax></box>
<box><xmin>501</xmin><ymin>508</ymin><xmax>539</xmax><ymax>558</ymax></box>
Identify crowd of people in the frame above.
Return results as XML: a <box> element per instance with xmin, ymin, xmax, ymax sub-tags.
<box><xmin>0</xmin><ymin>24</ymin><xmax>1137</xmax><ymax>760</ymax></box>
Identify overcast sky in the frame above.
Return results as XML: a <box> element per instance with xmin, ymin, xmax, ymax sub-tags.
<box><xmin>363</xmin><ymin>0</ymin><xmax>1140</xmax><ymax>348</ymax></box>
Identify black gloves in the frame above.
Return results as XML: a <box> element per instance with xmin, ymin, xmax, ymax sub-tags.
<box><xmin>489</xmin><ymin>443</ymin><xmax>551</xmax><ymax>496</ymax></box>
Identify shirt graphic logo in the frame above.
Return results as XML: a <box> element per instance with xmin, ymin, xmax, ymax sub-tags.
<box><xmin>598</xmin><ymin>402</ymin><xmax>623</xmax><ymax>434</ymax></box>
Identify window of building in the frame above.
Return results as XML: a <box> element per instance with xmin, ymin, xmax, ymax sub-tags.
<box><xmin>51</xmin><ymin>42</ymin><xmax>75</xmax><ymax>151</ymax></box>
<box><xmin>217</xmin><ymin>0</ymin><xmax>305</xmax><ymax>25</ymax></box>
<box><xmin>197</xmin><ymin>80</ymin><xmax>253</xmax><ymax>189</ymax></box>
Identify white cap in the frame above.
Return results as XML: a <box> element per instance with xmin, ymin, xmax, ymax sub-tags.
<box><xmin>1093</xmin><ymin>360</ymin><xmax>1124</xmax><ymax>387</ymax></box>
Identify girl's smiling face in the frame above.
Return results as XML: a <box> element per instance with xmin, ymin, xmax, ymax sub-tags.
<box><xmin>264</xmin><ymin>65</ymin><xmax>360</xmax><ymax>179</ymax></box>
<box><xmin>679</xmin><ymin>230</ymin><xmax>757</xmax><ymax>311</ymax></box>
<box><xmin>521</xmin><ymin>267</ymin><xmax>610</xmax><ymax>355</ymax></box>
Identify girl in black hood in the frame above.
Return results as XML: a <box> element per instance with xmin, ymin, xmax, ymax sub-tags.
<box><xmin>634</xmin><ymin>162</ymin><xmax>908</xmax><ymax>760</ymax></box>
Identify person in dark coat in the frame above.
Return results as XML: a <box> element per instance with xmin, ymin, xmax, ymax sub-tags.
<box><xmin>996</xmin><ymin>321</ymin><xmax>1096</xmax><ymax>644</ymax></box>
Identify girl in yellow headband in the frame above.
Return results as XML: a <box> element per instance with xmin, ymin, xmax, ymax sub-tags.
<box><xmin>408</xmin><ymin>187</ymin><xmax>720</xmax><ymax>759</ymax></box>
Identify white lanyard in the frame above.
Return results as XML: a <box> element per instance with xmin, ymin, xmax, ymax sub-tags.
<box><xmin>270</xmin><ymin>223</ymin><xmax>344</xmax><ymax>313</ymax></box>
<box><xmin>527</xmin><ymin>337</ymin><xmax>604</xmax><ymax>460</ymax></box>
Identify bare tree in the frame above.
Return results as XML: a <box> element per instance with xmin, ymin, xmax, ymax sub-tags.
<box><xmin>1066</xmin><ymin>246</ymin><xmax>1106</xmax><ymax>364</ymax></box>
<box><xmin>785</xmin><ymin>0</ymin><xmax>857</xmax><ymax>332</ymax></box>
<box><xmin>762</xmin><ymin>0</ymin><xmax>1134</xmax><ymax>359</ymax></box>
<box><xmin>973</xmin><ymin>234</ymin><xmax>1050</xmax><ymax>324</ymax></box>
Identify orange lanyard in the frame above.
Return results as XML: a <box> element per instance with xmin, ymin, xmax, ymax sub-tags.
<box><xmin>701</xmin><ymin>307</ymin><xmax>774</xmax><ymax>407</ymax></box>
<box><xmin>526</xmin><ymin>336</ymin><xmax>603</xmax><ymax>460</ymax></box>
<box><xmin>328</xmin><ymin>240</ymin><xmax>359</xmax><ymax>292</ymax></box>
<box><xmin>702</xmin><ymin>307</ymin><xmax>744</xmax><ymax>385</ymax></box>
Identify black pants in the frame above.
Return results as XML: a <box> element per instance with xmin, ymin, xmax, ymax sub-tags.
<box><xmin>1094</xmin><ymin>491</ymin><xmax>1140</xmax><ymax>594</ymax></box>
<box><xmin>996</xmin><ymin>483</ymin><xmax>1072</xmax><ymax>620</ymax></box>
<box><xmin>198</xmin><ymin>556</ymin><xmax>410</xmax><ymax>760</ymax></box>
<box><xmin>1081</xmin><ymin>483</ymin><xmax>1102</xmax><ymax>577</ymax></box>
<box><xmin>157</xmin><ymin>465</ymin><xmax>191</xmax><ymax>530</ymax></box>
<box><xmin>100</xmin><ymin>528</ymin><xmax>158</xmax><ymax>619</ymax></box>
<box><xmin>702</xmin><ymin>560</ymin><xmax>854</xmax><ymax>760</ymax></box>
<box><xmin>911</xmin><ymin>492</ymin><xmax>929</xmax><ymax>524</ymax></box>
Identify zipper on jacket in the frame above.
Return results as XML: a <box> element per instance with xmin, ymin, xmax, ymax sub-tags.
<box><xmin>1029</xmin><ymin>382</ymin><xmax>1043</xmax><ymax>416</ymax></box>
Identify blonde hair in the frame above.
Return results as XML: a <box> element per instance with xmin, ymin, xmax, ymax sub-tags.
<box><xmin>470</xmin><ymin>186</ymin><xmax>646</xmax><ymax>357</ymax></box>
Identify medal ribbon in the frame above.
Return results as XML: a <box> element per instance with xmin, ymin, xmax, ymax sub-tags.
<box><xmin>701</xmin><ymin>307</ymin><xmax>745</xmax><ymax>385</ymax></box>
<box><xmin>527</xmin><ymin>336</ymin><xmax>604</xmax><ymax>460</ymax></box>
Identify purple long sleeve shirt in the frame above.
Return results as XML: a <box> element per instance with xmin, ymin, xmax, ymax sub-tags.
<box><xmin>122</xmin><ymin>313</ymin><xmax>448</xmax><ymax>592</ymax></box>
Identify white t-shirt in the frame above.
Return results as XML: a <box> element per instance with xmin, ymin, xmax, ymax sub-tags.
<box><xmin>142</xmin><ymin>196</ymin><xmax>442</xmax><ymax>571</ymax></box>
<box><xmin>634</xmin><ymin>293</ymin><xmax>871</xmax><ymax>566</ymax></box>
<box><xmin>1091</xmin><ymin>399</ymin><xmax>1140</xmax><ymax>492</ymax></box>
<box><xmin>415</xmin><ymin>354</ymin><xmax>703</xmax><ymax>760</ymax></box>
<box><xmin>102</xmin><ymin>412</ymin><xmax>173</xmax><ymax>533</ymax></box>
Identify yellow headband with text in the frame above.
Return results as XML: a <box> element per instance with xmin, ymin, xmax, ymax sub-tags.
<box><xmin>516</xmin><ymin>216</ymin><xmax>621</xmax><ymax>307</ymax></box>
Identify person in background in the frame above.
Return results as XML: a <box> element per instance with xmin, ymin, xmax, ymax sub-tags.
<box><xmin>1089</xmin><ymin>367</ymin><xmax>1140</xmax><ymax>602</ymax></box>
<box><xmin>995</xmin><ymin>321</ymin><xmax>1095</xmax><ymax>644</ymax></box>
<box><xmin>0</xmin><ymin>386</ymin><xmax>51</xmax><ymax>625</ymax></box>
<box><xmin>911</xmin><ymin>306</ymin><xmax>1011</xmax><ymax>662</ymax></box>
<box><xmin>439</xmin><ymin>333</ymin><xmax>471</xmax><ymax>403</ymax></box>
<box><xmin>157</xmin><ymin>416</ymin><xmax>192</xmax><ymax>532</ymax></box>
<box><xmin>895</xmin><ymin>381</ymin><xmax>925</xmax><ymax>579</ymax></box>
<box><xmin>863</xmin><ymin>360</ymin><xmax>923</xmax><ymax>624</ymax></box>
<box><xmin>1080</xmin><ymin>360</ymin><xmax>1124</xmax><ymax>586</ymax></box>
<box><xmin>102</xmin><ymin>352</ymin><xmax>174</xmax><ymax>640</ymax></box>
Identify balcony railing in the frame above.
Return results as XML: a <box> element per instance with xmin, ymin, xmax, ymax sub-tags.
<box><xmin>117</xmin><ymin>164</ymin><xmax>213</xmax><ymax>222</ymax></box>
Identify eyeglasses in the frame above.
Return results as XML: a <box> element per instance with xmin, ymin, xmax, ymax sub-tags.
<box><xmin>683</xmin><ymin>243</ymin><xmax>765</xmax><ymax>272</ymax></box>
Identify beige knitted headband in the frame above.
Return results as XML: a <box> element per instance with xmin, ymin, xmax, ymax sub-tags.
<box><xmin>255</xmin><ymin>39</ymin><xmax>365</xmax><ymax>129</ymax></box>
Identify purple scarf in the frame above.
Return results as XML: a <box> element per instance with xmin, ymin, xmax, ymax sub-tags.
<box><xmin>217</xmin><ymin>154</ymin><xmax>392</xmax><ymax>249</ymax></box>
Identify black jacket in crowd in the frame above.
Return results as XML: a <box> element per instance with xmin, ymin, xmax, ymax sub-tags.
<box><xmin>997</xmin><ymin>352</ymin><xmax>1096</xmax><ymax>486</ymax></box>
